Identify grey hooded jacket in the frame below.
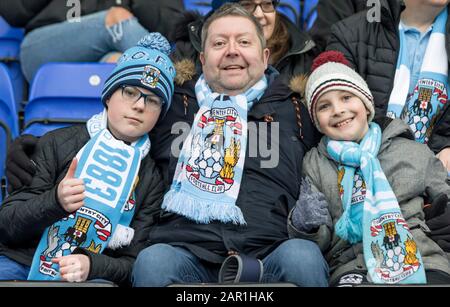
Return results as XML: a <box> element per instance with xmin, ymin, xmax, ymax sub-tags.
<box><xmin>289</xmin><ymin>118</ymin><xmax>450</xmax><ymax>285</ymax></box>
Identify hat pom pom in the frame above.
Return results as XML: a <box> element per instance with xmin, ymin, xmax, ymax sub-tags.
<box><xmin>311</xmin><ymin>50</ymin><xmax>350</xmax><ymax>72</ymax></box>
<box><xmin>137</xmin><ymin>33</ymin><xmax>171</xmax><ymax>56</ymax></box>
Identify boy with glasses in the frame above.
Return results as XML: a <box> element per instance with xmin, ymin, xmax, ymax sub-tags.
<box><xmin>0</xmin><ymin>33</ymin><xmax>175</xmax><ymax>286</ymax></box>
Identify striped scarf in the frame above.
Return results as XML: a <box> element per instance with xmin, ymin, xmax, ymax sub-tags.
<box><xmin>326</xmin><ymin>123</ymin><xmax>426</xmax><ymax>284</ymax></box>
<box><xmin>28</xmin><ymin>110</ymin><xmax>150</xmax><ymax>280</ymax></box>
<box><xmin>162</xmin><ymin>74</ymin><xmax>267</xmax><ymax>225</ymax></box>
<box><xmin>388</xmin><ymin>8</ymin><xmax>448</xmax><ymax>144</ymax></box>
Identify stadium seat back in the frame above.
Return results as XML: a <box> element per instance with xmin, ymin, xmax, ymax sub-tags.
<box><xmin>184</xmin><ymin>0</ymin><xmax>212</xmax><ymax>15</ymax></box>
<box><xmin>302</xmin><ymin>0</ymin><xmax>318</xmax><ymax>30</ymax></box>
<box><xmin>0</xmin><ymin>63</ymin><xmax>20</xmax><ymax>199</ymax></box>
<box><xmin>0</xmin><ymin>16</ymin><xmax>24</xmax><ymax>59</ymax></box>
<box><xmin>0</xmin><ymin>17</ymin><xmax>25</xmax><ymax>110</ymax></box>
<box><xmin>0</xmin><ymin>63</ymin><xmax>19</xmax><ymax>137</ymax></box>
<box><xmin>278</xmin><ymin>0</ymin><xmax>301</xmax><ymax>25</ymax></box>
<box><xmin>24</xmin><ymin>63</ymin><xmax>114</xmax><ymax>136</ymax></box>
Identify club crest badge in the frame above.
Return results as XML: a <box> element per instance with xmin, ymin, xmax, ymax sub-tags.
<box><xmin>401</xmin><ymin>78</ymin><xmax>447</xmax><ymax>143</ymax></box>
<box><xmin>184</xmin><ymin>106</ymin><xmax>243</xmax><ymax>194</ymax></box>
<box><xmin>141</xmin><ymin>65</ymin><xmax>160</xmax><ymax>88</ymax></box>
<box><xmin>36</xmin><ymin>207</ymin><xmax>112</xmax><ymax>278</ymax></box>
<box><xmin>368</xmin><ymin>214</ymin><xmax>422</xmax><ymax>283</ymax></box>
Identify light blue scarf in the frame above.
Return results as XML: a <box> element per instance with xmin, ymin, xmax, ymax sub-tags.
<box><xmin>28</xmin><ymin>110</ymin><xmax>150</xmax><ymax>280</ymax></box>
<box><xmin>162</xmin><ymin>74</ymin><xmax>267</xmax><ymax>225</ymax></box>
<box><xmin>326</xmin><ymin>123</ymin><xmax>426</xmax><ymax>284</ymax></box>
<box><xmin>388</xmin><ymin>8</ymin><xmax>448</xmax><ymax>144</ymax></box>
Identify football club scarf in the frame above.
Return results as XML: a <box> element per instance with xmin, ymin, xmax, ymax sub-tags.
<box><xmin>162</xmin><ymin>74</ymin><xmax>267</xmax><ymax>225</ymax></box>
<box><xmin>387</xmin><ymin>8</ymin><xmax>448</xmax><ymax>143</ymax></box>
<box><xmin>28</xmin><ymin>110</ymin><xmax>150</xmax><ymax>280</ymax></box>
<box><xmin>326</xmin><ymin>122</ymin><xmax>426</xmax><ymax>284</ymax></box>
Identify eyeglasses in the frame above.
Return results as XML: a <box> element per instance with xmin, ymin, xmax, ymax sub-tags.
<box><xmin>120</xmin><ymin>85</ymin><xmax>162</xmax><ymax>110</ymax></box>
<box><xmin>239</xmin><ymin>0</ymin><xmax>276</xmax><ymax>13</ymax></box>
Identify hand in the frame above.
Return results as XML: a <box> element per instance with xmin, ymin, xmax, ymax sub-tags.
<box><xmin>105</xmin><ymin>6</ymin><xmax>134</xmax><ymax>27</ymax></box>
<box><xmin>436</xmin><ymin>147</ymin><xmax>450</xmax><ymax>172</ymax></box>
<box><xmin>52</xmin><ymin>254</ymin><xmax>90</xmax><ymax>282</ymax></box>
<box><xmin>57</xmin><ymin>158</ymin><xmax>85</xmax><ymax>213</ymax></box>
<box><xmin>291</xmin><ymin>178</ymin><xmax>332</xmax><ymax>232</ymax></box>
<box><xmin>5</xmin><ymin>135</ymin><xmax>38</xmax><ymax>193</ymax></box>
<box><xmin>424</xmin><ymin>193</ymin><xmax>450</xmax><ymax>252</ymax></box>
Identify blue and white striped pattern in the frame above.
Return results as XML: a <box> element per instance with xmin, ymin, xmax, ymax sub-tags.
<box><xmin>101</xmin><ymin>33</ymin><xmax>176</xmax><ymax>116</ymax></box>
<box><xmin>162</xmin><ymin>74</ymin><xmax>267</xmax><ymax>225</ymax></box>
<box><xmin>326</xmin><ymin>123</ymin><xmax>426</xmax><ymax>284</ymax></box>
<box><xmin>28</xmin><ymin>111</ymin><xmax>150</xmax><ymax>281</ymax></box>
<box><xmin>388</xmin><ymin>9</ymin><xmax>448</xmax><ymax>143</ymax></box>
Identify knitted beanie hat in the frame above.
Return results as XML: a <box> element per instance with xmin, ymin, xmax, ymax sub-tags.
<box><xmin>101</xmin><ymin>33</ymin><xmax>176</xmax><ymax>117</ymax></box>
<box><xmin>305</xmin><ymin>50</ymin><xmax>375</xmax><ymax>132</ymax></box>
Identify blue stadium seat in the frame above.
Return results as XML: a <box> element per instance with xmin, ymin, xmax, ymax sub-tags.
<box><xmin>184</xmin><ymin>0</ymin><xmax>212</xmax><ymax>15</ymax></box>
<box><xmin>23</xmin><ymin>63</ymin><xmax>115</xmax><ymax>137</ymax></box>
<box><xmin>302</xmin><ymin>0</ymin><xmax>318</xmax><ymax>30</ymax></box>
<box><xmin>278</xmin><ymin>0</ymin><xmax>301</xmax><ymax>25</ymax></box>
<box><xmin>0</xmin><ymin>17</ymin><xmax>25</xmax><ymax>110</ymax></box>
<box><xmin>0</xmin><ymin>63</ymin><xmax>19</xmax><ymax>138</ymax></box>
<box><xmin>0</xmin><ymin>63</ymin><xmax>20</xmax><ymax>200</ymax></box>
<box><xmin>0</xmin><ymin>17</ymin><xmax>24</xmax><ymax>59</ymax></box>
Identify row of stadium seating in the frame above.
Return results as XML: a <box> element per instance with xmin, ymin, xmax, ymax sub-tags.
<box><xmin>0</xmin><ymin>62</ymin><xmax>114</xmax><ymax>200</ymax></box>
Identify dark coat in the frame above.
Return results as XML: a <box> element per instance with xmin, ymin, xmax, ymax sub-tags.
<box><xmin>0</xmin><ymin>125</ymin><xmax>164</xmax><ymax>286</ymax></box>
<box><xmin>0</xmin><ymin>0</ymin><xmax>184</xmax><ymax>41</ymax></box>
<box><xmin>148</xmin><ymin>63</ymin><xmax>322</xmax><ymax>263</ymax></box>
<box><xmin>327</xmin><ymin>0</ymin><xmax>450</xmax><ymax>153</ymax></box>
<box><xmin>309</xmin><ymin>0</ymin><xmax>367</xmax><ymax>52</ymax></box>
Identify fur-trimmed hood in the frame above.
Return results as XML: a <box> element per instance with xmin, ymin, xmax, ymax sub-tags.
<box><xmin>289</xmin><ymin>74</ymin><xmax>308</xmax><ymax>101</ymax></box>
<box><xmin>174</xmin><ymin>59</ymin><xmax>197</xmax><ymax>86</ymax></box>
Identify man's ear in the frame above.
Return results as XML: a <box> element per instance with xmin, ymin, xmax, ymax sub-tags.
<box><xmin>200</xmin><ymin>52</ymin><xmax>206</xmax><ymax>66</ymax></box>
<box><xmin>263</xmin><ymin>48</ymin><xmax>270</xmax><ymax>69</ymax></box>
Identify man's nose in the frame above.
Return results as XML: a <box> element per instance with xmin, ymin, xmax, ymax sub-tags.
<box><xmin>226</xmin><ymin>41</ymin><xmax>239</xmax><ymax>57</ymax></box>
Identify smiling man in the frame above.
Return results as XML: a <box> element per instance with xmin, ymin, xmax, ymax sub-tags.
<box><xmin>131</xmin><ymin>3</ymin><xmax>328</xmax><ymax>287</ymax></box>
<box><xmin>199</xmin><ymin>12</ymin><xmax>270</xmax><ymax>95</ymax></box>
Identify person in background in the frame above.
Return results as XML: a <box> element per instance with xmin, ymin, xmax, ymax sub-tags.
<box><xmin>0</xmin><ymin>0</ymin><xmax>184</xmax><ymax>81</ymax></box>
<box><xmin>309</xmin><ymin>0</ymin><xmax>368</xmax><ymax>52</ymax></box>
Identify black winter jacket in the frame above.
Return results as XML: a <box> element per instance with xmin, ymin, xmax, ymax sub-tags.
<box><xmin>309</xmin><ymin>0</ymin><xmax>367</xmax><ymax>52</ymax></box>
<box><xmin>170</xmin><ymin>11</ymin><xmax>317</xmax><ymax>82</ymax></box>
<box><xmin>0</xmin><ymin>125</ymin><xmax>164</xmax><ymax>286</ymax></box>
<box><xmin>0</xmin><ymin>0</ymin><xmax>184</xmax><ymax>41</ymax></box>
<box><xmin>327</xmin><ymin>0</ymin><xmax>450</xmax><ymax>153</ymax></box>
<box><xmin>148</xmin><ymin>64</ymin><xmax>322</xmax><ymax>263</ymax></box>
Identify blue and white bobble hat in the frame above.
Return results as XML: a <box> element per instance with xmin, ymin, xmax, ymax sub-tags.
<box><xmin>101</xmin><ymin>32</ymin><xmax>176</xmax><ymax>117</ymax></box>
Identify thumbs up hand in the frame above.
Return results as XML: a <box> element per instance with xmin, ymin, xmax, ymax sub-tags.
<box><xmin>57</xmin><ymin>158</ymin><xmax>85</xmax><ymax>213</ymax></box>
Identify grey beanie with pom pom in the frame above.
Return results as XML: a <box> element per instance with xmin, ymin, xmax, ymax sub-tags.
<box><xmin>101</xmin><ymin>32</ymin><xmax>176</xmax><ymax>117</ymax></box>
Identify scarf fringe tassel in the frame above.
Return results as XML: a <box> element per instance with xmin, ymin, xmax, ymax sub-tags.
<box><xmin>162</xmin><ymin>190</ymin><xmax>247</xmax><ymax>225</ymax></box>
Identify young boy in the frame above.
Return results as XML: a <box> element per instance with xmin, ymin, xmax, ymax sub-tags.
<box><xmin>0</xmin><ymin>33</ymin><xmax>175</xmax><ymax>286</ymax></box>
<box><xmin>289</xmin><ymin>51</ymin><xmax>450</xmax><ymax>286</ymax></box>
